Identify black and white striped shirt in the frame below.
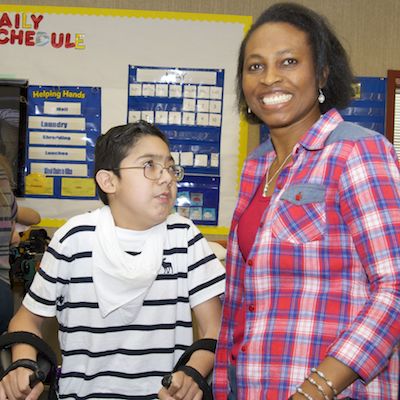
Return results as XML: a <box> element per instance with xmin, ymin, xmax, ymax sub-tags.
<box><xmin>23</xmin><ymin>212</ymin><xmax>225</xmax><ymax>399</ymax></box>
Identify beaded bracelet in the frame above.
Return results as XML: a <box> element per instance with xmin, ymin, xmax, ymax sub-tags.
<box><xmin>310</xmin><ymin>368</ymin><xmax>338</xmax><ymax>398</ymax></box>
<box><xmin>296</xmin><ymin>387</ymin><xmax>315</xmax><ymax>400</ymax></box>
<box><xmin>306</xmin><ymin>376</ymin><xmax>330</xmax><ymax>400</ymax></box>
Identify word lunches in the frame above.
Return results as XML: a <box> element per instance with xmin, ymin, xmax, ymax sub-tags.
<box><xmin>0</xmin><ymin>12</ymin><xmax>85</xmax><ymax>48</ymax></box>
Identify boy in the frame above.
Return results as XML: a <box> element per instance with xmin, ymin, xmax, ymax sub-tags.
<box><xmin>0</xmin><ymin>121</ymin><xmax>225</xmax><ymax>399</ymax></box>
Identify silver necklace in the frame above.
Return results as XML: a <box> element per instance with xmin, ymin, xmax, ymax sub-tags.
<box><xmin>262</xmin><ymin>152</ymin><xmax>292</xmax><ymax>197</ymax></box>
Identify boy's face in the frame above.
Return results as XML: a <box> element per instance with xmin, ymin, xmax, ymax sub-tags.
<box><xmin>109</xmin><ymin>135</ymin><xmax>177</xmax><ymax>230</ymax></box>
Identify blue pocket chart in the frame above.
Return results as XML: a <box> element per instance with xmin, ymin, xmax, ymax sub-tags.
<box><xmin>128</xmin><ymin>66</ymin><xmax>224</xmax><ymax>226</ymax></box>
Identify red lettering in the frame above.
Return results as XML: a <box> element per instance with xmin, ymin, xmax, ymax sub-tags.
<box><xmin>64</xmin><ymin>33</ymin><xmax>75</xmax><ymax>48</ymax></box>
<box><xmin>25</xmin><ymin>30</ymin><xmax>35</xmax><ymax>46</ymax></box>
<box><xmin>51</xmin><ymin>32</ymin><xmax>63</xmax><ymax>48</ymax></box>
<box><xmin>9</xmin><ymin>29</ymin><xmax>24</xmax><ymax>45</ymax></box>
<box><xmin>0</xmin><ymin>28</ymin><xmax>9</xmax><ymax>44</ymax></box>
<box><xmin>0</xmin><ymin>13</ymin><xmax>12</xmax><ymax>28</ymax></box>
<box><xmin>15</xmin><ymin>13</ymin><xmax>20</xmax><ymax>29</ymax></box>
<box><xmin>0</xmin><ymin>29</ymin><xmax>37</xmax><ymax>46</ymax></box>
<box><xmin>31</xmin><ymin>14</ymin><xmax>43</xmax><ymax>30</ymax></box>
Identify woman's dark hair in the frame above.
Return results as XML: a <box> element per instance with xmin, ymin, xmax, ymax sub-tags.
<box><xmin>237</xmin><ymin>2</ymin><xmax>354</xmax><ymax>124</ymax></box>
<box><xmin>94</xmin><ymin>120</ymin><xmax>169</xmax><ymax>205</ymax></box>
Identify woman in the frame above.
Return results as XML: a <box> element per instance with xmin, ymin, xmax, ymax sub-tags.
<box><xmin>214</xmin><ymin>3</ymin><xmax>400</xmax><ymax>399</ymax></box>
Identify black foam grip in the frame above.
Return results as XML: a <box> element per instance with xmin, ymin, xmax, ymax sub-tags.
<box><xmin>173</xmin><ymin>338</ymin><xmax>217</xmax><ymax>372</ymax></box>
<box><xmin>0</xmin><ymin>332</ymin><xmax>58</xmax><ymax>399</ymax></box>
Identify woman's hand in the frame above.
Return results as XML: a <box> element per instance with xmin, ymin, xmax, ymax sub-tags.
<box><xmin>0</xmin><ymin>367</ymin><xmax>44</xmax><ymax>400</ymax></box>
<box><xmin>158</xmin><ymin>370</ymin><xmax>203</xmax><ymax>400</ymax></box>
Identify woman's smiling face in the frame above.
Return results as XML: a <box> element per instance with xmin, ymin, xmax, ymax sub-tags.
<box><xmin>242</xmin><ymin>22</ymin><xmax>323</xmax><ymax>133</ymax></box>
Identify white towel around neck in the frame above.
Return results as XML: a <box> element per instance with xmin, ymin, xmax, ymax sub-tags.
<box><xmin>92</xmin><ymin>206</ymin><xmax>166</xmax><ymax>319</ymax></box>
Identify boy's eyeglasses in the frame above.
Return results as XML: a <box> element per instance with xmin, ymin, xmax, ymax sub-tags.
<box><xmin>113</xmin><ymin>161</ymin><xmax>184</xmax><ymax>182</ymax></box>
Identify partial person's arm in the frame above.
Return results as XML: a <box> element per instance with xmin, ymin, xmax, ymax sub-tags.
<box><xmin>16</xmin><ymin>207</ymin><xmax>41</xmax><ymax>226</ymax></box>
<box><xmin>0</xmin><ymin>306</ymin><xmax>46</xmax><ymax>400</ymax></box>
<box><xmin>290</xmin><ymin>357</ymin><xmax>358</xmax><ymax>400</ymax></box>
<box><xmin>186</xmin><ymin>296</ymin><xmax>222</xmax><ymax>376</ymax></box>
<box><xmin>158</xmin><ymin>296</ymin><xmax>222</xmax><ymax>400</ymax></box>
<box><xmin>293</xmin><ymin>136</ymin><xmax>400</xmax><ymax>399</ymax></box>
<box><xmin>10</xmin><ymin>221</ymin><xmax>20</xmax><ymax>247</ymax></box>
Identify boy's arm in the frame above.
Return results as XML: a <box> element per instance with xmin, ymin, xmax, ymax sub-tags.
<box><xmin>186</xmin><ymin>296</ymin><xmax>222</xmax><ymax>377</ymax></box>
<box><xmin>0</xmin><ymin>305</ymin><xmax>46</xmax><ymax>400</ymax></box>
<box><xmin>9</xmin><ymin>305</ymin><xmax>45</xmax><ymax>360</ymax></box>
<box><xmin>158</xmin><ymin>297</ymin><xmax>222</xmax><ymax>400</ymax></box>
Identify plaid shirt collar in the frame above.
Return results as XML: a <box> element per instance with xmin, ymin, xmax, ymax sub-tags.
<box><xmin>249</xmin><ymin>108</ymin><xmax>343</xmax><ymax>161</ymax></box>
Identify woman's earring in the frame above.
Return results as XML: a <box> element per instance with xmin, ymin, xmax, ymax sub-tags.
<box><xmin>318</xmin><ymin>88</ymin><xmax>325</xmax><ymax>104</ymax></box>
<box><xmin>247</xmin><ymin>107</ymin><xmax>252</xmax><ymax>114</ymax></box>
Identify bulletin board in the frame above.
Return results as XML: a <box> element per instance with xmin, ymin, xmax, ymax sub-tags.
<box><xmin>26</xmin><ymin>84</ymin><xmax>101</xmax><ymax>200</ymax></box>
<box><xmin>0</xmin><ymin>5</ymin><xmax>252</xmax><ymax>235</ymax></box>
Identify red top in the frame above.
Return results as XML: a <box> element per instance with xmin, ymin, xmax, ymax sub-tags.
<box><xmin>232</xmin><ymin>178</ymin><xmax>271</xmax><ymax>364</ymax></box>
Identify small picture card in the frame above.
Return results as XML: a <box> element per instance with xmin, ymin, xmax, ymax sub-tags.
<box><xmin>190</xmin><ymin>207</ymin><xmax>203</xmax><ymax>220</ymax></box>
<box><xmin>197</xmin><ymin>86</ymin><xmax>210</xmax><ymax>99</ymax></box>
<box><xmin>128</xmin><ymin>110</ymin><xmax>141</xmax><ymax>123</ymax></box>
<box><xmin>184</xmin><ymin>85</ymin><xmax>197</xmax><ymax>98</ymax></box>
<box><xmin>190</xmin><ymin>192</ymin><xmax>203</xmax><ymax>206</ymax></box>
<box><xmin>142</xmin><ymin>83</ymin><xmax>155</xmax><ymax>97</ymax></box>
<box><xmin>180</xmin><ymin>151</ymin><xmax>194</xmax><ymax>166</ymax></box>
<box><xmin>141</xmin><ymin>111</ymin><xmax>154</xmax><ymax>123</ymax></box>
<box><xmin>182</xmin><ymin>112</ymin><xmax>195</xmax><ymax>126</ymax></box>
<box><xmin>155</xmin><ymin>111</ymin><xmax>168</xmax><ymax>125</ymax></box>
<box><xmin>196</xmin><ymin>113</ymin><xmax>209</xmax><ymax>126</ymax></box>
<box><xmin>194</xmin><ymin>154</ymin><xmax>208</xmax><ymax>167</ymax></box>
<box><xmin>210</xmin><ymin>86</ymin><xmax>223</xmax><ymax>99</ymax></box>
<box><xmin>156</xmin><ymin>84</ymin><xmax>169</xmax><ymax>97</ymax></box>
<box><xmin>169</xmin><ymin>84</ymin><xmax>182</xmax><ymax>98</ymax></box>
<box><xmin>209</xmin><ymin>100</ymin><xmax>222</xmax><ymax>114</ymax></box>
<box><xmin>209</xmin><ymin>113</ymin><xmax>222</xmax><ymax>127</ymax></box>
<box><xmin>182</xmin><ymin>98</ymin><xmax>196</xmax><ymax>112</ymax></box>
<box><xmin>203</xmin><ymin>208</ymin><xmax>216</xmax><ymax>221</ymax></box>
<box><xmin>129</xmin><ymin>83</ymin><xmax>142</xmax><ymax>96</ymax></box>
<box><xmin>197</xmin><ymin>100</ymin><xmax>210</xmax><ymax>113</ymax></box>
<box><xmin>168</xmin><ymin>111</ymin><xmax>182</xmax><ymax>125</ymax></box>
<box><xmin>210</xmin><ymin>153</ymin><xmax>219</xmax><ymax>167</ymax></box>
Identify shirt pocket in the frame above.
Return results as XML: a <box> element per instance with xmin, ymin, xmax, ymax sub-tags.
<box><xmin>271</xmin><ymin>183</ymin><xmax>326</xmax><ymax>244</ymax></box>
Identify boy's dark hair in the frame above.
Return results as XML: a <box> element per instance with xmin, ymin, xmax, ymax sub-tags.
<box><xmin>237</xmin><ymin>2</ymin><xmax>354</xmax><ymax>124</ymax></box>
<box><xmin>94</xmin><ymin>120</ymin><xmax>169</xmax><ymax>205</ymax></box>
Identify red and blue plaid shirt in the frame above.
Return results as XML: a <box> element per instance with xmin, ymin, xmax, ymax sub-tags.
<box><xmin>214</xmin><ymin>109</ymin><xmax>400</xmax><ymax>399</ymax></box>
